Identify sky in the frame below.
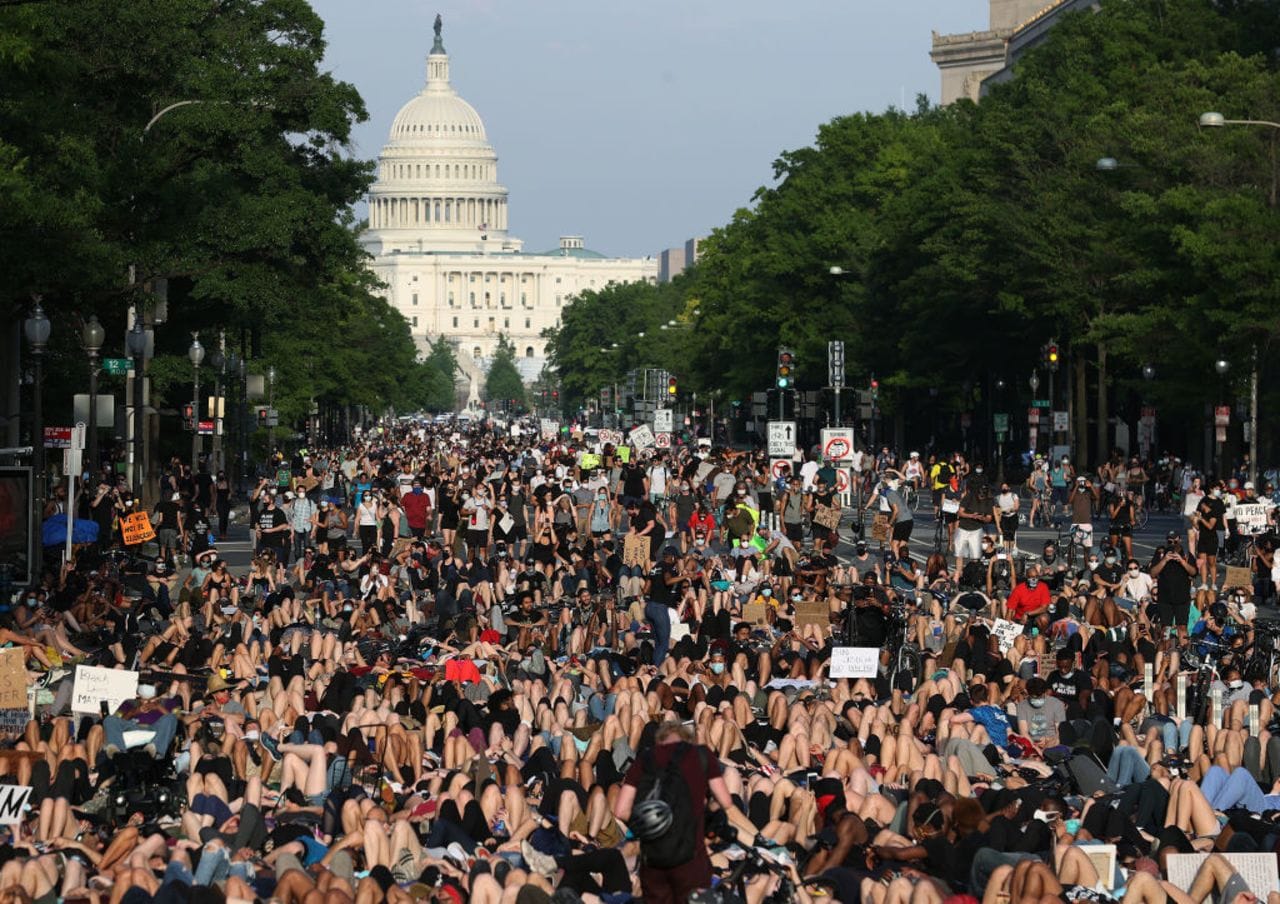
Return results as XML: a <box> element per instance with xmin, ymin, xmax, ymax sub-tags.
<box><xmin>308</xmin><ymin>0</ymin><xmax>990</xmax><ymax>258</ymax></box>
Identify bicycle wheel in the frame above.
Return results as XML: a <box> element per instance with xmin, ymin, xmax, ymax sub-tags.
<box><xmin>895</xmin><ymin>645</ymin><xmax>922</xmax><ymax>692</ymax></box>
<box><xmin>1134</xmin><ymin>505</ymin><xmax>1149</xmax><ymax>531</ymax></box>
<box><xmin>904</xmin><ymin>486</ymin><xmax>919</xmax><ymax>512</ymax></box>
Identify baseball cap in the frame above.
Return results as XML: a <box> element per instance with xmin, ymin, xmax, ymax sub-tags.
<box><xmin>1166</xmin><ymin>530</ymin><xmax>1179</xmax><ymax>541</ymax></box>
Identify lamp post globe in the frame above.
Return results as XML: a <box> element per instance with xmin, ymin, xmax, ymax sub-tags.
<box><xmin>1142</xmin><ymin>363</ymin><xmax>1156</xmax><ymax>381</ymax></box>
<box><xmin>1215</xmin><ymin>358</ymin><xmax>1230</xmax><ymax>376</ymax></box>
<box><xmin>1199</xmin><ymin>112</ymin><xmax>1226</xmax><ymax>128</ymax></box>
<box><xmin>1029</xmin><ymin>371</ymin><xmax>1040</xmax><ymax>393</ymax></box>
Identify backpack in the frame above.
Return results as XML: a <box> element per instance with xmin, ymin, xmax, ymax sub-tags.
<box><xmin>935</xmin><ymin>462</ymin><xmax>953</xmax><ymax>487</ymax></box>
<box><xmin>634</xmin><ymin>743</ymin><xmax>706</xmax><ymax>868</ymax></box>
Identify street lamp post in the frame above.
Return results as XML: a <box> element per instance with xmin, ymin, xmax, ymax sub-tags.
<box><xmin>81</xmin><ymin>315</ymin><xmax>104</xmax><ymax>487</ymax></box>
<box><xmin>126</xmin><ymin>314</ymin><xmax>147</xmax><ymax>498</ymax></box>
<box><xmin>267</xmin><ymin>366</ymin><xmax>277</xmax><ymax>454</ymax></box>
<box><xmin>1215</xmin><ymin>357</ymin><xmax>1230</xmax><ymax>477</ymax></box>
<box><xmin>1029</xmin><ymin>371</ymin><xmax>1041</xmax><ymax>454</ymax></box>
<box><xmin>188</xmin><ymin>333</ymin><xmax>205</xmax><ymax>471</ymax></box>
<box><xmin>24</xmin><ymin>300</ymin><xmax>51</xmax><ymax>585</ymax></box>
<box><xmin>1200</xmin><ymin>112</ymin><xmax>1280</xmax><ymax>484</ymax></box>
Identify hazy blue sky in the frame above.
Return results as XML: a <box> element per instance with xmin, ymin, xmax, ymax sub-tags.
<box><xmin>309</xmin><ymin>0</ymin><xmax>989</xmax><ymax>257</ymax></box>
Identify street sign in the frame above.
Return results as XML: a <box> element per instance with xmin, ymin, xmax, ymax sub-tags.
<box><xmin>654</xmin><ymin>432</ymin><xmax>672</xmax><ymax>449</ymax></box>
<box><xmin>629</xmin><ymin>424</ymin><xmax>656</xmax><ymax>450</ymax></box>
<box><xmin>767</xmin><ymin>421</ymin><xmax>796</xmax><ymax>457</ymax></box>
<box><xmin>1031</xmin><ymin>399</ymin><xmax>1050</xmax><ymax>408</ymax></box>
<box><xmin>821</xmin><ymin>428</ymin><xmax>854</xmax><ymax>462</ymax></box>
<box><xmin>1215</xmin><ymin>405</ymin><xmax>1231</xmax><ymax>427</ymax></box>
<box><xmin>102</xmin><ymin>358</ymin><xmax>131</xmax><ymax>377</ymax></box>
<box><xmin>833</xmin><ymin>467</ymin><xmax>851</xmax><ymax>494</ymax></box>
<box><xmin>770</xmin><ymin>458</ymin><xmax>794</xmax><ymax>481</ymax></box>
<box><xmin>1027</xmin><ymin>408</ymin><xmax>1040</xmax><ymax>425</ymax></box>
<box><xmin>197</xmin><ymin>420</ymin><xmax>215</xmax><ymax>435</ymax></box>
<box><xmin>993</xmin><ymin>413</ymin><xmax>1009</xmax><ymax>433</ymax></box>
<box><xmin>42</xmin><ymin>427</ymin><xmax>71</xmax><ymax>449</ymax></box>
<box><xmin>1052</xmin><ymin>411</ymin><xmax>1069</xmax><ymax>432</ymax></box>
<box><xmin>653</xmin><ymin>408</ymin><xmax>673</xmax><ymax>433</ymax></box>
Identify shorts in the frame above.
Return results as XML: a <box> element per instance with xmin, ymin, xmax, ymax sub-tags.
<box><xmin>1071</xmin><ymin>523</ymin><xmax>1094</xmax><ymax>548</ymax></box>
<box><xmin>1155</xmin><ymin>600</ymin><xmax>1191</xmax><ymax>629</ymax></box>
<box><xmin>1110</xmin><ymin>523</ymin><xmax>1132</xmax><ymax>537</ymax></box>
<box><xmin>467</xmin><ymin>529</ymin><xmax>489</xmax><ymax>550</ymax></box>
<box><xmin>892</xmin><ymin>521</ymin><xmax>914</xmax><ymax>542</ymax></box>
<box><xmin>954</xmin><ymin>527</ymin><xmax>983</xmax><ymax>560</ymax></box>
<box><xmin>784</xmin><ymin>522</ymin><xmax>803</xmax><ymax>543</ymax></box>
<box><xmin>932</xmin><ymin>488</ymin><xmax>943</xmax><ymax>508</ymax></box>
<box><xmin>157</xmin><ymin>528</ymin><xmax>179</xmax><ymax>548</ymax></box>
<box><xmin>1052</xmin><ymin>486</ymin><xmax>1069</xmax><ymax>505</ymax></box>
<box><xmin>1199</xmin><ymin>530</ymin><xmax>1219</xmax><ymax>556</ymax></box>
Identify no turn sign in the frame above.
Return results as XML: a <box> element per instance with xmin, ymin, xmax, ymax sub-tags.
<box><xmin>771</xmin><ymin>458</ymin><xmax>793</xmax><ymax>481</ymax></box>
<box><xmin>821</xmin><ymin>428</ymin><xmax>854</xmax><ymax>462</ymax></box>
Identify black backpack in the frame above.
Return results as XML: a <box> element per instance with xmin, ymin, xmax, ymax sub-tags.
<box><xmin>935</xmin><ymin>462</ymin><xmax>953</xmax><ymax>486</ymax></box>
<box><xmin>635</xmin><ymin>743</ymin><xmax>706</xmax><ymax>868</ymax></box>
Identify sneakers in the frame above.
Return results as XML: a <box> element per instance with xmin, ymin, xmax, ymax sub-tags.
<box><xmin>521</xmin><ymin>840</ymin><xmax>556</xmax><ymax>876</ymax></box>
<box><xmin>260</xmin><ymin>733</ymin><xmax>281</xmax><ymax>761</ymax></box>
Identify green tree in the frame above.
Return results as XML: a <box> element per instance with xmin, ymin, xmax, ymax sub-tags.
<box><xmin>484</xmin><ymin>334</ymin><xmax>526</xmax><ymax>408</ymax></box>
<box><xmin>420</xmin><ymin>337</ymin><xmax>460</xmax><ymax>412</ymax></box>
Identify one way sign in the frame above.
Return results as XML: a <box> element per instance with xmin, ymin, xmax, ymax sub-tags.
<box><xmin>767</xmin><ymin>421</ymin><xmax>797</xmax><ymax>457</ymax></box>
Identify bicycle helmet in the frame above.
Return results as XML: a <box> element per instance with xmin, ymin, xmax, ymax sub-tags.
<box><xmin>629</xmin><ymin>797</ymin><xmax>674</xmax><ymax>841</ymax></box>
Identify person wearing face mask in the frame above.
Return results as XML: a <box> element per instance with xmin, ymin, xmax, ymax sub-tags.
<box><xmin>1046</xmin><ymin>648</ymin><xmax>1092</xmax><ymax>720</ymax></box>
<box><xmin>1015</xmin><ymin>677</ymin><xmax>1065</xmax><ymax>750</ymax></box>
<box><xmin>1120</xmin><ymin>558</ymin><xmax>1154</xmax><ymax>608</ymax></box>
<box><xmin>1005</xmin><ymin>565</ymin><xmax>1051</xmax><ymax>629</ymax></box>
<box><xmin>1090</xmin><ymin>546</ymin><xmax>1124</xmax><ymax>599</ymax></box>
<box><xmin>1152</xmin><ymin>532</ymin><xmax>1196</xmax><ymax>641</ymax></box>
<box><xmin>401</xmin><ymin>479</ymin><xmax>431</xmax><ymax>539</ymax></box>
<box><xmin>1195</xmin><ymin>481</ymin><xmax>1227</xmax><ymax>590</ymax></box>
<box><xmin>995</xmin><ymin>482</ymin><xmax>1020</xmax><ymax>554</ymax></box>
<box><xmin>672</xmin><ymin>482</ymin><xmax>697</xmax><ymax>552</ymax></box>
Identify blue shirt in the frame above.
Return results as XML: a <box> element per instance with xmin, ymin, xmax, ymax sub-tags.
<box><xmin>970</xmin><ymin>705</ymin><xmax>1011</xmax><ymax>748</ymax></box>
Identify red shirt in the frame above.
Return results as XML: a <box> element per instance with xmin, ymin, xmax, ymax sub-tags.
<box><xmin>688</xmin><ymin>512</ymin><xmax>716</xmax><ymax>536</ymax></box>
<box><xmin>402</xmin><ymin>491</ymin><xmax>431</xmax><ymax>529</ymax></box>
<box><xmin>1006</xmin><ymin>581</ymin><xmax>1051</xmax><ymax>620</ymax></box>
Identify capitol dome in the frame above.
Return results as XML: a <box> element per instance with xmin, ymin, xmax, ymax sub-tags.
<box><xmin>362</xmin><ymin>22</ymin><xmax>520</xmax><ymax>255</ymax></box>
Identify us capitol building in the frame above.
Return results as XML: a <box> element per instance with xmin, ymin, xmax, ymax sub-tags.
<box><xmin>360</xmin><ymin>18</ymin><xmax>657</xmax><ymax>400</ymax></box>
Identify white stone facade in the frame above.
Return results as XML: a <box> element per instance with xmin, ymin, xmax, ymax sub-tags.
<box><xmin>361</xmin><ymin>28</ymin><xmax>656</xmax><ymax>387</ymax></box>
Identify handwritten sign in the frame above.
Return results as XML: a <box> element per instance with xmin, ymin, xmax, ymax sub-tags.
<box><xmin>71</xmin><ymin>666</ymin><xmax>138</xmax><ymax>714</ymax></box>
<box><xmin>813</xmin><ymin>504</ymin><xmax>841</xmax><ymax>531</ymax></box>
<box><xmin>0</xmin><ymin>650</ymin><xmax>26</xmax><ymax>710</ymax></box>
<box><xmin>830</xmin><ymin>647</ymin><xmax>880</xmax><ymax>679</ymax></box>
<box><xmin>0</xmin><ymin>786</ymin><xmax>32</xmax><ymax>825</ymax></box>
<box><xmin>622</xmin><ymin>534</ymin><xmax>649</xmax><ymax>568</ymax></box>
<box><xmin>991</xmin><ymin>618</ymin><xmax>1022</xmax><ymax>654</ymax></box>
<box><xmin>120</xmin><ymin>511</ymin><xmax>156</xmax><ymax>545</ymax></box>
<box><xmin>1168</xmin><ymin>853</ymin><xmax>1279</xmax><ymax>897</ymax></box>
<box><xmin>794</xmin><ymin>600</ymin><xmax>829</xmax><ymax>628</ymax></box>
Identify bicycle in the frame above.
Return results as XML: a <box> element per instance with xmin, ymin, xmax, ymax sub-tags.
<box><xmin>902</xmin><ymin>483</ymin><xmax>920</xmax><ymax>513</ymax></box>
<box><xmin>690</xmin><ymin>841</ymin><xmax>825</xmax><ymax>904</ymax></box>
<box><xmin>1239</xmin><ymin>621</ymin><xmax>1280</xmax><ymax>689</ymax></box>
<box><xmin>1185</xmin><ymin>638</ymin><xmax>1233</xmax><ymax>727</ymax></box>
<box><xmin>1055</xmin><ymin>523</ymin><xmax>1091</xmax><ymax>570</ymax></box>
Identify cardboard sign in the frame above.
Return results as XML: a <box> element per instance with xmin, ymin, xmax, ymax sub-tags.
<box><xmin>794</xmin><ymin>599</ymin><xmax>829</xmax><ymax>628</ymax></box>
<box><xmin>830</xmin><ymin>647</ymin><xmax>880</xmax><ymax>679</ymax></box>
<box><xmin>71</xmin><ymin>666</ymin><xmax>139</xmax><ymax>714</ymax></box>
<box><xmin>1167</xmin><ymin>853</ymin><xmax>1278</xmax><ymax>897</ymax></box>
<box><xmin>813</xmin><ymin>504</ymin><xmax>841</xmax><ymax>531</ymax></box>
<box><xmin>622</xmin><ymin>533</ymin><xmax>649</xmax><ymax>567</ymax></box>
<box><xmin>0</xmin><ymin>650</ymin><xmax>27</xmax><ymax>710</ymax></box>
<box><xmin>629</xmin><ymin>425</ymin><xmax>655</xmax><ymax>451</ymax></box>
<box><xmin>870</xmin><ymin>513</ymin><xmax>890</xmax><ymax>542</ymax></box>
<box><xmin>120</xmin><ymin>511</ymin><xmax>156</xmax><ymax>545</ymax></box>
<box><xmin>1223</xmin><ymin>566</ymin><xmax>1253</xmax><ymax>591</ymax></box>
<box><xmin>741</xmin><ymin>600</ymin><xmax>767</xmax><ymax>625</ymax></box>
<box><xmin>0</xmin><ymin>786</ymin><xmax>32</xmax><ymax>825</ymax></box>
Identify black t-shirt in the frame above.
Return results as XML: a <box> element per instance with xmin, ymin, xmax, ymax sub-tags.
<box><xmin>1156</xmin><ymin>553</ymin><xmax>1193</xmax><ymax>610</ymax></box>
<box><xmin>1200</xmin><ymin>496</ymin><xmax>1227</xmax><ymax>531</ymax></box>
<box><xmin>258</xmin><ymin>507</ymin><xmax>287</xmax><ymax>544</ymax></box>
<box><xmin>1047</xmin><ymin>668</ymin><xmax>1090</xmax><ymax>705</ymax></box>
<box><xmin>1092</xmin><ymin>562</ymin><xmax>1123</xmax><ymax>592</ymax></box>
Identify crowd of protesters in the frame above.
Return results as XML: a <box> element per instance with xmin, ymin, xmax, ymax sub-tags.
<box><xmin>9</xmin><ymin>416</ymin><xmax>1280</xmax><ymax>904</ymax></box>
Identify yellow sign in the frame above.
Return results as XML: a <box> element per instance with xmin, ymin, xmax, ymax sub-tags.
<box><xmin>121</xmin><ymin>511</ymin><xmax>156</xmax><ymax>546</ymax></box>
<box><xmin>580</xmin><ymin>453</ymin><xmax>601</xmax><ymax>471</ymax></box>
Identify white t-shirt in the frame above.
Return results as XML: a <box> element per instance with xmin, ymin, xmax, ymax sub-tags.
<box><xmin>800</xmin><ymin>460</ymin><xmax>820</xmax><ymax>491</ymax></box>
<box><xmin>649</xmin><ymin>465</ymin><xmax>669</xmax><ymax>496</ymax></box>
<box><xmin>1122</xmin><ymin>571</ymin><xmax>1154</xmax><ymax>600</ymax></box>
<box><xmin>1183</xmin><ymin>490</ymin><xmax>1204</xmax><ymax>518</ymax></box>
<box><xmin>462</xmin><ymin>496</ymin><xmax>491</xmax><ymax>530</ymax></box>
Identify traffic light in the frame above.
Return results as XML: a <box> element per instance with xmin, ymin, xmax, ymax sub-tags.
<box><xmin>870</xmin><ymin>376</ymin><xmax>879</xmax><ymax>401</ymax></box>
<box><xmin>776</xmin><ymin>348</ymin><xmax>795</xmax><ymax>389</ymax></box>
<box><xmin>1046</xmin><ymin>341</ymin><xmax>1060</xmax><ymax>372</ymax></box>
<box><xmin>182</xmin><ymin>403</ymin><xmax>194</xmax><ymax>430</ymax></box>
<box><xmin>667</xmin><ymin>376</ymin><xmax>678</xmax><ymax>398</ymax></box>
<box><xmin>257</xmin><ymin>406</ymin><xmax>268</xmax><ymax>427</ymax></box>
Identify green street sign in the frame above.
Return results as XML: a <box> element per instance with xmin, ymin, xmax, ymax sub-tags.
<box><xmin>1032</xmin><ymin>399</ymin><xmax>1050</xmax><ymax>408</ymax></box>
<box><xmin>993</xmin><ymin>413</ymin><xmax>1009</xmax><ymax>432</ymax></box>
<box><xmin>102</xmin><ymin>358</ymin><xmax>131</xmax><ymax>376</ymax></box>
<box><xmin>996</xmin><ymin>431</ymin><xmax>1007</xmax><ymax>443</ymax></box>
